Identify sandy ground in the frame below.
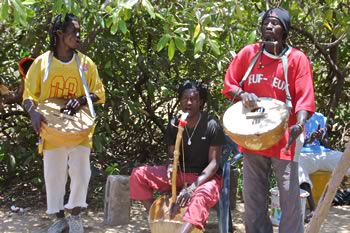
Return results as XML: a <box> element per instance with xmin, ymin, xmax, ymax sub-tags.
<box><xmin>1</xmin><ymin>201</ymin><xmax>350</xmax><ymax>233</ymax></box>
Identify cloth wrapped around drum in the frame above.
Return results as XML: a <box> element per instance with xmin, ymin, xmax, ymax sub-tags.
<box><xmin>37</xmin><ymin>98</ymin><xmax>95</xmax><ymax>147</ymax></box>
<box><xmin>223</xmin><ymin>97</ymin><xmax>289</xmax><ymax>151</ymax></box>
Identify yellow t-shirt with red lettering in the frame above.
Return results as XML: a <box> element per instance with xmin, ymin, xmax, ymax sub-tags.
<box><xmin>23</xmin><ymin>51</ymin><xmax>105</xmax><ymax>150</ymax></box>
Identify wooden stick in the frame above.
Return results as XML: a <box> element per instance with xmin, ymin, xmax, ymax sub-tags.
<box><xmin>305</xmin><ymin>143</ymin><xmax>350</xmax><ymax>233</ymax></box>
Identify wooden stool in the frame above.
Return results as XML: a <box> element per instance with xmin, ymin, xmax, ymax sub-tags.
<box><xmin>310</xmin><ymin>171</ymin><xmax>332</xmax><ymax>206</ymax></box>
<box><xmin>104</xmin><ymin>175</ymin><xmax>131</xmax><ymax>225</ymax></box>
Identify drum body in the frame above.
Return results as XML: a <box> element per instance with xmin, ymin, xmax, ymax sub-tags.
<box><xmin>149</xmin><ymin>195</ymin><xmax>203</xmax><ymax>233</ymax></box>
<box><xmin>37</xmin><ymin>98</ymin><xmax>94</xmax><ymax>147</ymax></box>
<box><xmin>223</xmin><ymin>98</ymin><xmax>289</xmax><ymax>151</ymax></box>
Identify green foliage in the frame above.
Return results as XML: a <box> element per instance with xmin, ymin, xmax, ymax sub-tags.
<box><xmin>105</xmin><ymin>163</ymin><xmax>120</xmax><ymax>175</ymax></box>
<box><xmin>0</xmin><ymin>0</ymin><xmax>349</xmax><ymax>202</ymax></box>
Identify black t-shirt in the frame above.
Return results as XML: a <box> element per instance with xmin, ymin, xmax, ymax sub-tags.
<box><xmin>165</xmin><ymin>112</ymin><xmax>225</xmax><ymax>174</ymax></box>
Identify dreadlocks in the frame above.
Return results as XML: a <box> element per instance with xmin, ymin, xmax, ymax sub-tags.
<box><xmin>178</xmin><ymin>80</ymin><xmax>208</xmax><ymax>105</ymax></box>
<box><xmin>49</xmin><ymin>13</ymin><xmax>79</xmax><ymax>52</ymax></box>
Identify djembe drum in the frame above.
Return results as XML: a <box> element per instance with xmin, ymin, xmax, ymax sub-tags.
<box><xmin>37</xmin><ymin>98</ymin><xmax>94</xmax><ymax>147</ymax></box>
<box><xmin>223</xmin><ymin>97</ymin><xmax>289</xmax><ymax>150</ymax></box>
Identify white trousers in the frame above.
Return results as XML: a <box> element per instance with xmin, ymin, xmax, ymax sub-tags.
<box><xmin>298</xmin><ymin>150</ymin><xmax>350</xmax><ymax>188</ymax></box>
<box><xmin>43</xmin><ymin>146</ymin><xmax>91</xmax><ymax>214</ymax></box>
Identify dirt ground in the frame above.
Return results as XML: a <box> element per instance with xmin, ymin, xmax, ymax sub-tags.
<box><xmin>1</xmin><ymin>201</ymin><xmax>350</xmax><ymax>233</ymax></box>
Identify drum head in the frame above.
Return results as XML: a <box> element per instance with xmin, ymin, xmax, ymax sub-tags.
<box><xmin>37</xmin><ymin>98</ymin><xmax>94</xmax><ymax>133</ymax></box>
<box><xmin>223</xmin><ymin>98</ymin><xmax>289</xmax><ymax>150</ymax></box>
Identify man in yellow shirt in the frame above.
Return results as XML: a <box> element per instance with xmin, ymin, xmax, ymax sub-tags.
<box><xmin>23</xmin><ymin>13</ymin><xmax>105</xmax><ymax>233</ymax></box>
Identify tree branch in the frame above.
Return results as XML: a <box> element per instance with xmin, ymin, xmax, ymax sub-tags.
<box><xmin>291</xmin><ymin>25</ymin><xmax>344</xmax><ymax>78</ymax></box>
<box><xmin>320</xmin><ymin>33</ymin><xmax>347</xmax><ymax>49</ymax></box>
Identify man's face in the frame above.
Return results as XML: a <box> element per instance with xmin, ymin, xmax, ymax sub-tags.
<box><xmin>180</xmin><ymin>89</ymin><xmax>203</xmax><ymax>118</ymax></box>
<box><xmin>261</xmin><ymin>17</ymin><xmax>285</xmax><ymax>42</ymax></box>
<box><xmin>61</xmin><ymin>20</ymin><xmax>81</xmax><ymax>50</ymax></box>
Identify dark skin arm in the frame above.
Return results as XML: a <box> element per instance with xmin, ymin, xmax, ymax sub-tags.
<box><xmin>23</xmin><ymin>99</ymin><xmax>47</xmax><ymax>134</ymax></box>
<box><xmin>176</xmin><ymin>145</ymin><xmax>222</xmax><ymax>207</ymax></box>
<box><xmin>285</xmin><ymin>110</ymin><xmax>310</xmax><ymax>150</ymax></box>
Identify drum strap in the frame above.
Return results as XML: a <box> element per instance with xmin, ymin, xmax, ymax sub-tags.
<box><xmin>239</xmin><ymin>44</ymin><xmax>292</xmax><ymax>110</ymax></box>
<box><xmin>75</xmin><ymin>54</ymin><xmax>96</xmax><ymax>118</ymax></box>
<box><xmin>43</xmin><ymin>51</ymin><xmax>96</xmax><ymax>118</ymax></box>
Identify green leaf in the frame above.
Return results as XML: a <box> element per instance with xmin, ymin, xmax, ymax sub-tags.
<box><xmin>325</xmin><ymin>9</ymin><xmax>333</xmax><ymax>22</ymax></box>
<box><xmin>209</xmin><ymin>39</ymin><xmax>220</xmax><ymax>55</ymax></box>
<box><xmin>112</xmin><ymin>10</ymin><xmax>119</xmax><ymax>24</ymax></box>
<box><xmin>0</xmin><ymin>1</ymin><xmax>9</xmax><ymax>19</ymax></box>
<box><xmin>11</xmin><ymin>0</ymin><xmax>26</xmax><ymax>16</ymax></box>
<box><xmin>121</xmin><ymin>8</ymin><xmax>132</xmax><ymax>21</ymax></box>
<box><xmin>200</xmin><ymin>14</ymin><xmax>211</xmax><ymax>26</ymax></box>
<box><xmin>110</xmin><ymin>22</ymin><xmax>118</xmax><ymax>35</ymax></box>
<box><xmin>64</xmin><ymin>0</ymin><xmax>72</xmax><ymax>11</ymax></box>
<box><xmin>324</xmin><ymin>22</ymin><xmax>332</xmax><ymax>31</ymax></box>
<box><xmin>21</xmin><ymin>0</ymin><xmax>37</xmax><ymax>5</ymax></box>
<box><xmin>193</xmin><ymin>23</ymin><xmax>201</xmax><ymax>39</ymax></box>
<box><xmin>105</xmin><ymin>5</ymin><xmax>113</xmax><ymax>13</ymax></box>
<box><xmin>156</xmin><ymin>35</ymin><xmax>170</xmax><ymax>52</ymax></box>
<box><xmin>141</xmin><ymin>0</ymin><xmax>155</xmax><ymax>18</ymax></box>
<box><xmin>174</xmin><ymin>27</ymin><xmax>188</xmax><ymax>33</ymax></box>
<box><xmin>234</xmin><ymin>5</ymin><xmax>243</xmax><ymax>21</ymax></box>
<box><xmin>53</xmin><ymin>0</ymin><xmax>62</xmax><ymax>12</ymax></box>
<box><xmin>194</xmin><ymin>33</ymin><xmax>205</xmax><ymax>54</ymax></box>
<box><xmin>174</xmin><ymin>37</ymin><xmax>186</xmax><ymax>53</ymax></box>
<box><xmin>118</xmin><ymin>19</ymin><xmax>127</xmax><ymax>34</ymax></box>
<box><xmin>155</xmin><ymin>13</ymin><xmax>165</xmax><ymax>21</ymax></box>
<box><xmin>121</xmin><ymin>0</ymin><xmax>139</xmax><ymax>9</ymax></box>
<box><xmin>168</xmin><ymin>39</ymin><xmax>175</xmax><ymax>60</ymax></box>
<box><xmin>205</xmin><ymin>27</ymin><xmax>224</xmax><ymax>32</ymax></box>
<box><xmin>247</xmin><ymin>30</ymin><xmax>257</xmax><ymax>44</ymax></box>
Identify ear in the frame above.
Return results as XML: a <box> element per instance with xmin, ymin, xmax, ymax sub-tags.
<box><xmin>56</xmin><ymin>30</ymin><xmax>63</xmax><ymax>37</ymax></box>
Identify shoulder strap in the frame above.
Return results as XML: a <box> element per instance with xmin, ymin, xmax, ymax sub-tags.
<box><xmin>75</xmin><ymin>53</ymin><xmax>96</xmax><ymax>118</ymax></box>
<box><xmin>239</xmin><ymin>47</ymin><xmax>263</xmax><ymax>87</ymax></box>
<box><xmin>281</xmin><ymin>45</ymin><xmax>293</xmax><ymax>110</ymax></box>
<box><xmin>43</xmin><ymin>52</ymin><xmax>53</xmax><ymax>82</ymax></box>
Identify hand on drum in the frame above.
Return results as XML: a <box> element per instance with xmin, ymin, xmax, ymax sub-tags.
<box><xmin>62</xmin><ymin>97</ymin><xmax>86</xmax><ymax>116</ymax></box>
<box><xmin>285</xmin><ymin>123</ymin><xmax>304</xmax><ymax>151</ymax></box>
<box><xmin>240</xmin><ymin>92</ymin><xmax>259</xmax><ymax>108</ymax></box>
<box><xmin>177</xmin><ymin>186</ymin><xmax>195</xmax><ymax>207</ymax></box>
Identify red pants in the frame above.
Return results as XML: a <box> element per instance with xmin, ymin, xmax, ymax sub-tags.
<box><xmin>129</xmin><ymin>165</ymin><xmax>222</xmax><ymax>229</ymax></box>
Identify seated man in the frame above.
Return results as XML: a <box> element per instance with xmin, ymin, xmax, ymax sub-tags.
<box><xmin>299</xmin><ymin>112</ymin><xmax>350</xmax><ymax>221</ymax></box>
<box><xmin>129</xmin><ymin>80</ymin><xmax>225</xmax><ymax>233</ymax></box>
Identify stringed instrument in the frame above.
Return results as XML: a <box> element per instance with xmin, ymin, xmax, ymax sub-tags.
<box><xmin>223</xmin><ymin>97</ymin><xmax>289</xmax><ymax>151</ymax></box>
<box><xmin>37</xmin><ymin>98</ymin><xmax>94</xmax><ymax>147</ymax></box>
<box><xmin>148</xmin><ymin>112</ymin><xmax>203</xmax><ymax>233</ymax></box>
